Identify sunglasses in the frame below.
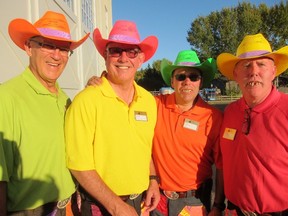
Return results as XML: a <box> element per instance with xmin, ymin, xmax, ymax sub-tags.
<box><xmin>29</xmin><ymin>39</ymin><xmax>73</xmax><ymax>57</ymax></box>
<box><xmin>107</xmin><ymin>47</ymin><xmax>141</xmax><ymax>58</ymax></box>
<box><xmin>174</xmin><ymin>73</ymin><xmax>201</xmax><ymax>82</ymax></box>
<box><xmin>242</xmin><ymin>108</ymin><xmax>252</xmax><ymax>135</ymax></box>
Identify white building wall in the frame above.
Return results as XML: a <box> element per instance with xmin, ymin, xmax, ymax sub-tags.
<box><xmin>0</xmin><ymin>0</ymin><xmax>112</xmax><ymax>99</ymax></box>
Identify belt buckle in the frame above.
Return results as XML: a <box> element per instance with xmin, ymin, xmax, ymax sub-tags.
<box><xmin>129</xmin><ymin>193</ymin><xmax>140</xmax><ymax>200</ymax></box>
<box><xmin>57</xmin><ymin>196</ymin><xmax>71</xmax><ymax>209</ymax></box>
<box><xmin>163</xmin><ymin>190</ymin><xmax>179</xmax><ymax>200</ymax></box>
<box><xmin>241</xmin><ymin>209</ymin><xmax>257</xmax><ymax>216</ymax></box>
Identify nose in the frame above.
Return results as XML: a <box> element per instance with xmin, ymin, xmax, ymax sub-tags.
<box><xmin>118</xmin><ymin>51</ymin><xmax>129</xmax><ymax>61</ymax></box>
<box><xmin>248</xmin><ymin>62</ymin><xmax>260</xmax><ymax>77</ymax></box>
<box><xmin>51</xmin><ymin>48</ymin><xmax>62</xmax><ymax>59</ymax></box>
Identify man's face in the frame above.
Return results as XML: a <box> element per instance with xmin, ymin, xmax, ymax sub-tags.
<box><xmin>171</xmin><ymin>67</ymin><xmax>202</xmax><ymax>105</ymax></box>
<box><xmin>233</xmin><ymin>57</ymin><xmax>276</xmax><ymax>105</ymax></box>
<box><xmin>24</xmin><ymin>36</ymin><xmax>71</xmax><ymax>91</ymax></box>
<box><xmin>104</xmin><ymin>42</ymin><xmax>145</xmax><ymax>85</ymax></box>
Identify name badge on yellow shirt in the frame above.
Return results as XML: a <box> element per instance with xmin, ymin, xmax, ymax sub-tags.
<box><xmin>134</xmin><ymin>111</ymin><xmax>148</xmax><ymax>121</ymax></box>
<box><xmin>223</xmin><ymin>128</ymin><xmax>237</xmax><ymax>140</ymax></box>
<box><xmin>183</xmin><ymin>118</ymin><xmax>199</xmax><ymax>131</ymax></box>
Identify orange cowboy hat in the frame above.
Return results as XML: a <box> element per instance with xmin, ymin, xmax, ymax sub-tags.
<box><xmin>8</xmin><ymin>11</ymin><xmax>89</xmax><ymax>51</ymax></box>
<box><xmin>217</xmin><ymin>33</ymin><xmax>288</xmax><ymax>80</ymax></box>
<box><xmin>93</xmin><ymin>20</ymin><xmax>158</xmax><ymax>62</ymax></box>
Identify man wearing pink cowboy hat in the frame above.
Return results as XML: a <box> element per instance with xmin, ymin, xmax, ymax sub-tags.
<box><xmin>217</xmin><ymin>33</ymin><xmax>288</xmax><ymax>215</ymax></box>
<box><xmin>0</xmin><ymin>11</ymin><xmax>89</xmax><ymax>215</ymax></box>
<box><xmin>65</xmin><ymin>20</ymin><xmax>160</xmax><ymax>215</ymax></box>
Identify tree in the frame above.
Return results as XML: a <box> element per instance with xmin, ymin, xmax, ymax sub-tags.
<box><xmin>137</xmin><ymin>60</ymin><xmax>167</xmax><ymax>91</ymax></box>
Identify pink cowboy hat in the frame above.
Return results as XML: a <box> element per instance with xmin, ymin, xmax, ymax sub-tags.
<box><xmin>93</xmin><ymin>20</ymin><xmax>158</xmax><ymax>62</ymax></box>
<box><xmin>8</xmin><ymin>11</ymin><xmax>89</xmax><ymax>51</ymax></box>
<box><xmin>217</xmin><ymin>33</ymin><xmax>288</xmax><ymax>80</ymax></box>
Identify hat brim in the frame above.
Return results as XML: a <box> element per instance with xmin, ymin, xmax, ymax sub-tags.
<box><xmin>217</xmin><ymin>46</ymin><xmax>288</xmax><ymax>80</ymax></box>
<box><xmin>8</xmin><ymin>19</ymin><xmax>89</xmax><ymax>51</ymax></box>
<box><xmin>161</xmin><ymin>58</ymin><xmax>217</xmax><ymax>88</ymax></box>
<box><xmin>93</xmin><ymin>28</ymin><xmax>158</xmax><ymax>62</ymax></box>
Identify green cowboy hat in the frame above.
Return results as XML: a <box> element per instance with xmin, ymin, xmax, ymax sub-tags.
<box><xmin>161</xmin><ymin>50</ymin><xmax>217</xmax><ymax>88</ymax></box>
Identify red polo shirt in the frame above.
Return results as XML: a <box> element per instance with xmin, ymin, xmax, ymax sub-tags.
<box><xmin>220</xmin><ymin>86</ymin><xmax>288</xmax><ymax>213</ymax></box>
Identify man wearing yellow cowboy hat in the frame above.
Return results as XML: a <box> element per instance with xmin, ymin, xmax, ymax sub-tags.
<box><xmin>64</xmin><ymin>20</ymin><xmax>160</xmax><ymax>215</ymax></box>
<box><xmin>0</xmin><ymin>11</ymin><xmax>89</xmax><ymax>215</ymax></box>
<box><xmin>150</xmin><ymin>50</ymin><xmax>225</xmax><ymax>216</ymax></box>
<box><xmin>217</xmin><ymin>33</ymin><xmax>288</xmax><ymax>215</ymax></box>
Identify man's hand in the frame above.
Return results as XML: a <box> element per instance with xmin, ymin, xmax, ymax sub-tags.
<box><xmin>86</xmin><ymin>71</ymin><xmax>107</xmax><ymax>87</ymax></box>
<box><xmin>142</xmin><ymin>179</ymin><xmax>160</xmax><ymax>212</ymax></box>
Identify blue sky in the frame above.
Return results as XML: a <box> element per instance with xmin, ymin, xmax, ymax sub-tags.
<box><xmin>112</xmin><ymin>0</ymin><xmax>282</xmax><ymax>68</ymax></box>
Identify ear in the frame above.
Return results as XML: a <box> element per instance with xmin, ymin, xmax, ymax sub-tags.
<box><xmin>137</xmin><ymin>52</ymin><xmax>145</xmax><ymax>68</ymax></box>
<box><xmin>24</xmin><ymin>40</ymin><xmax>32</xmax><ymax>57</ymax></box>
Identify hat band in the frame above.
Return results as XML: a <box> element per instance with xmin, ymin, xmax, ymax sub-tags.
<box><xmin>109</xmin><ymin>34</ymin><xmax>140</xmax><ymax>43</ymax></box>
<box><xmin>238</xmin><ymin>50</ymin><xmax>271</xmax><ymax>58</ymax></box>
<box><xmin>177</xmin><ymin>62</ymin><xmax>198</xmax><ymax>66</ymax></box>
<box><xmin>37</xmin><ymin>28</ymin><xmax>71</xmax><ymax>40</ymax></box>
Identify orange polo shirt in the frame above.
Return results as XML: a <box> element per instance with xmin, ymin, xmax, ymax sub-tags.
<box><xmin>152</xmin><ymin>93</ymin><xmax>222</xmax><ymax>191</ymax></box>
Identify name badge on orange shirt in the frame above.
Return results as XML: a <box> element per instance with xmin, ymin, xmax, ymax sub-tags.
<box><xmin>223</xmin><ymin>128</ymin><xmax>237</xmax><ymax>140</ymax></box>
<box><xmin>183</xmin><ymin>118</ymin><xmax>199</xmax><ymax>131</ymax></box>
<box><xmin>134</xmin><ymin>111</ymin><xmax>148</xmax><ymax>121</ymax></box>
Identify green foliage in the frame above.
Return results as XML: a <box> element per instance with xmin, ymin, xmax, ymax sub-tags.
<box><xmin>137</xmin><ymin>1</ymin><xmax>288</xmax><ymax>89</ymax></box>
<box><xmin>137</xmin><ymin>61</ymin><xmax>167</xmax><ymax>91</ymax></box>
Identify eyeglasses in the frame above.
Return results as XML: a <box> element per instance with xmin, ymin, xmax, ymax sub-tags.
<box><xmin>242</xmin><ymin>108</ymin><xmax>252</xmax><ymax>135</ymax></box>
<box><xmin>29</xmin><ymin>39</ymin><xmax>73</xmax><ymax>57</ymax></box>
<box><xmin>106</xmin><ymin>47</ymin><xmax>141</xmax><ymax>58</ymax></box>
<box><xmin>174</xmin><ymin>73</ymin><xmax>202</xmax><ymax>82</ymax></box>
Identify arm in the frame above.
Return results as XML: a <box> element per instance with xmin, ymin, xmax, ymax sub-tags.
<box><xmin>0</xmin><ymin>181</ymin><xmax>7</xmax><ymax>216</ymax></box>
<box><xmin>208</xmin><ymin>168</ymin><xmax>225</xmax><ymax>216</ymax></box>
<box><xmin>143</xmin><ymin>159</ymin><xmax>160</xmax><ymax>212</ymax></box>
<box><xmin>70</xmin><ymin>169</ymin><xmax>138</xmax><ymax>216</ymax></box>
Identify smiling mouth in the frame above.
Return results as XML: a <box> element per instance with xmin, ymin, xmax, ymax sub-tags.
<box><xmin>246</xmin><ymin>81</ymin><xmax>261</xmax><ymax>87</ymax></box>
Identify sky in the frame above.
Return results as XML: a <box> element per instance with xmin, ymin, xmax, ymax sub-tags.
<box><xmin>112</xmin><ymin>0</ymin><xmax>283</xmax><ymax>68</ymax></box>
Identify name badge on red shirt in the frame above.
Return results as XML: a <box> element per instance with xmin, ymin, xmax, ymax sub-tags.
<box><xmin>183</xmin><ymin>118</ymin><xmax>199</xmax><ymax>131</ymax></box>
<box><xmin>223</xmin><ymin>128</ymin><xmax>237</xmax><ymax>140</ymax></box>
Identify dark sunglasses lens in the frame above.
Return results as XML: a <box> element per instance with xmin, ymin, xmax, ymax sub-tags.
<box><xmin>175</xmin><ymin>74</ymin><xmax>186</xmax><ymax>81</ymax></box>
<box><xmin>108</xmin><ymin>47</ymin><xmax>122</xmax><ymax>56</ymax></box>
<box><xmin>175</xmin><ymin>74</ymin><xmax>201</xmax><ymax>82</ymax></box>
<box><xmin>189</xmin><ymin>74</ymin><xmax>201</xmax><ymax>81</ymax></box>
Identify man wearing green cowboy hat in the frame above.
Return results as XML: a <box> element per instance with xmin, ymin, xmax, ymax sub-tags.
<box><xmin>0</xmin><ymin>11</ymin><xmax>89</xmax><ymax>215</ymax></box>
<box><xmin>151</xmin><ymin>50</ymin><xmax>225</xmax><ymax>216</ymax></box>
<box><xmin>217</xmin><ymin>33</ymin><xmax>288</xmax><ymax>215</ymax></box>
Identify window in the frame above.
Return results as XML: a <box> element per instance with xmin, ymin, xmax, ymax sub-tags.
<box><xmin>63</xmin><ymin>0</ymin><xmax>74</xmax><ymax>10</ymax></box>
<box><xmin>82</xmin><ymin>0</ymin><xmax>94</xmax><ymax>32</ymax></box>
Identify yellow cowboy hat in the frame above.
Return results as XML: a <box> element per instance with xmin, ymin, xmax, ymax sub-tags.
<box><xmin>217</xmin><ymin>33</ymin><xmax>288</xmax><ymax>80</ymax></box>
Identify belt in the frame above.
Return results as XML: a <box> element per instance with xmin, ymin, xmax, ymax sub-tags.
<box><xmin>161</xmin><ymin>189</ymin><xmax>196</xmax><ymax>200</ymax></box>
<box><xmin>228</xmin><ymin>201</ymin><xmax>288</xmax><ymax>216</ymax></box>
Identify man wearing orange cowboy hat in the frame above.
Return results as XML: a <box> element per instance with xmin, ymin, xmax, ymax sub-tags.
<box><xmin>64</xmin><ymin>20</ymin><xmax>160</xmax><ymax>215</ymax></box>
<box><xmin>217</xmin><ymin>33</ymin><xmax>288</xmax><ymax>215</ymax></box>
<box><xmin>0</xmin><ymin>11</ymin><xmax>89</xmax><ymax>215</ymax></box>
<box><xmin>151</xmin><ymin>50</ymin><xmax>225</xmax><ymax>216</ymax></box>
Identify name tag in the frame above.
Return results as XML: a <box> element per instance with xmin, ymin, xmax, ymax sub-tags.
<box><xmin>223</xmin><ymin>128</ymin><xmax>237</xmax><ymax>140</ymax></box>
<box><xmin>183</xmin><ymin>118</ymin><xmax>199</xmax><ymax>131</ymax></box>
<box><xmin>134</xmin><ymin>111</ymin><xmax>148</xmax><ymax>121</ymax></box>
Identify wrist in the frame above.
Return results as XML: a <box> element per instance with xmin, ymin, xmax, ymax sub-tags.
<box><xmin>212</xmin><ymin>202</ymin><xmax>226</xmax><ymax>211</ymax></box>
<box><xmin>149</xmin><ymin>175</ymin><xmax>160</xmax><ymax>184</ymax></box>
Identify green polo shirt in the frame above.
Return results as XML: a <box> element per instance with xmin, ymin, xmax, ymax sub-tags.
<box><xmin>0</xmin><ymin>67</ymin><xmax>75</xmax><ymax>211</ymax></box>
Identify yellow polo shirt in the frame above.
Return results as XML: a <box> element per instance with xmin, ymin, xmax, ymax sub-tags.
<box><xmin>65</xmin><ymin>77</ymin><xmax>157</xmax><ymax>195</ymax></box>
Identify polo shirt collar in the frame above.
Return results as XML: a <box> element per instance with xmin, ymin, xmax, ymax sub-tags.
<box><xmin>165</xmin><ymin>92</ymin><xmax>209</xmax><ymax>114</ymax></box>
<box><xmin>100</xmin><ymin>76</ymin><xmax>142</xmax><ymax>101</ymax></box>
<box><xmin>22</xmin><ymin>67</ymin><xmax>60</xmax><ymax>96</ymax></box>
<box><xmin>239</xmin><ymin>86</ymin><xmax>280</xmax><ymax>113</ymax></box>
